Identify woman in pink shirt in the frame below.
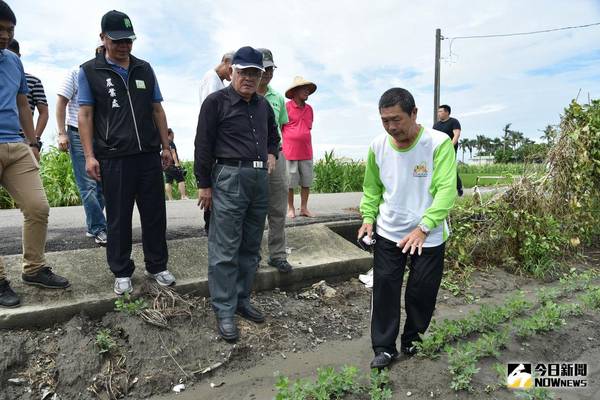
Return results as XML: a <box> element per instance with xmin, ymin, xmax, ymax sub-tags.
<box><xmin>282</xmin><ymin>76</ymin><xmax>317</xmax><ymax>218</ymax></box>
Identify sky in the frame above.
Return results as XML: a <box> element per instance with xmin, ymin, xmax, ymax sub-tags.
<box><xmin>9</xmin><ymin>0</ymin><xmax>600</xmax><ymax>161</ymax></box>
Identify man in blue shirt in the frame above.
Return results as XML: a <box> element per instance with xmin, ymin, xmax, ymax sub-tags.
<box><xmin>78</xmin><ymin>10</ymin><xmax>175</xmax><ymax>296</ymax></box>
<box><xmin>0</xmin><ymin>0</ymin><xmax>70</xmax><ymax>308</ymax></box>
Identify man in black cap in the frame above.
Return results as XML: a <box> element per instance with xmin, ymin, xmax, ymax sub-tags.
<box><xmin>195</xmin><ymin>46</ymin><xmax>280</xmax><ymax>341</ymax></box>
<box><xmin>78</xmin><ymin>10</ymin><xmax>175</xmax><ymax>295</ymax></box>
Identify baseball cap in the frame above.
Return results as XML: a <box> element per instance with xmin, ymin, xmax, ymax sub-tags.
<box><xmin>101</xmin><ymin>10</ymin><xmax>136</xmax><ymax>41</ymax></box>
<box><xmin>257</xmin><ymin>48</ymin><xmax>277</xmax><ymax>68</ymax></box>
<box><xmin>231</xmin><ymin>46</ymin><xmax>265</xmax><ymax>71</ymax></box>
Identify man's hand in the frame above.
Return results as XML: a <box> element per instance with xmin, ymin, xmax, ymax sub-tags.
<box><xmin>30</xmin><ymin>146</ymin><xmax>40</xmax><ymax>162</ymax></box>
<box><xmin>58</xmin><ymin>134</ymin><xmax>69</xmax><ymax>152</ymax></box>
<box><xmin>267</xmin><ymin>153</ymin><xmax>276</xmax><ymax>174</ymax></box>
<box><xmin>357</xmin><ymin>223</ymin><xmax>374</xmax><ymax>241</ymax></box>
<box><xmin>161</xmin><ymin>149</ymin><xmax>174</xmax><ymax>170</ymax></box>
<box><xmin>86</xmin><ymin>156</ymin><xmax>101</xmax><ymax>181</ymax></box>
<box><xmin>197</xmin><ymin>188</ymin><xmax>212</xmax><ymax>211</ymax></box>
<box><xmin>397</xmin><ymin>227</ymin><xmax>427</xmax><ymax>255</ymax></box>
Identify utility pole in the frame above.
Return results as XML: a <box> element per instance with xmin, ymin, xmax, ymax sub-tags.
<box><xmin>433</xmin><ymin>28</ymin><xmax>441</xmax><ymax>126</ymax></box>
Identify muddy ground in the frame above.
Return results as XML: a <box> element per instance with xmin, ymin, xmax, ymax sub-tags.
<box><xmin>1</xmin><ymin>253</ymin><xmax>600</xmax><ymax>400</ymax></box>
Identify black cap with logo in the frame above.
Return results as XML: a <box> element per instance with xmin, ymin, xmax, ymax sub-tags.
<box><xmin>101</xmin><ymin>10</ymin><xmax>136</xmax><ymax>41</ymax></box>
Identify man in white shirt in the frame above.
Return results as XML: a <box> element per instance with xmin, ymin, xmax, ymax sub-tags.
<box><xmin>199</xmin><ymin>51</ymin><xmax>233</xmax><ymax>106</ymax></box>
<box><xmin>198</xmin><ymin>51</ymin><xmax>233</xmax><ymax>233</ymax></box>
<box><xmin>56</xmin><ymin>67</ymin><xmax>107</xmax><ymax>246</ymax></box>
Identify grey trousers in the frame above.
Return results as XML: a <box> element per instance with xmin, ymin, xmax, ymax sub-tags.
<box><xmin>208</xmin><ymin>164</ymin><xmax>269</xmax><ymax>318</ymax></box>
<box><xmin>267</xmin><ymin>151</ymin><xmax>288</xmax><ymax>261</ymax></box>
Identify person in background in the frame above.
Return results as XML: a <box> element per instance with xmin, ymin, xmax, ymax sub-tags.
<box><xmin>0</xmin><ymin>0</ymin><xmax>70</xmax><ymax>308</ymax></box>
<box><xmin>198</xmin><ymin>50</ymin><xmax>234</xmax><ymax>233</ymax></box>
<box><xmin>7</xmin><ymin>38</ymin><xmax>49</xmax><ymax>143</ymax></box>
<box><xmin>164</xmin><ymin>128</ymin><xmax>188</xmax><ymax>201</ymax></box>
<box><xmin>282</xmin><ymin>76</ymin><xmax>317</xmax><ymax>218</ymax></box>
<box><xmin>199</xmin><ymin>51</ymin><xmax>234</xmax><ymax>106</ymax></box>
<box><xmin>56</xmin><ymin>66</ymin><xmax>108</xmax><ymax>245</ymax></box>
<box><xmin>433</xmin><ymin>104</ymin><xmax>463</xmax><ymax>196</ymax></box>
<box><xmin>256</xmin><ymin>48</ymin><xmax>293</xmax><ymax>274</ymax></box>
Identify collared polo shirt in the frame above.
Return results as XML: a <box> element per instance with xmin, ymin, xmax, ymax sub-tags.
<box><xmin>0</xmin><ymin>49</ymin><xmax>28</xmax><ymax>143</ymax></box>
<box><xmin>199</xmin><ymin>69</ymin><xmax>225</xmax><ymax>107</ymax></box>
<box><xmin>263</xmin><ymin>85</ymin><xmax>288</xmax><ymax>135</ymax></box>
<box><xmin>282</xmin><ymin>100</ymin><xmax>313</xmax><ymax>160</ymax></box>
<box><xmin>57</xmin><ymin>67</ymin><xmax>80</xmax><ymax>128</ymax></box>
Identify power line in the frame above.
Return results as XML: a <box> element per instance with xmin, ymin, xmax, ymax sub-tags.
<box><xmin>443</xmin><ymin>22</ymin><xmax>600</xmax><ymax>64</ymax></box>
<box><xmin>444</xmin><ymin>21</ymin><xmax>600</xmax><ymax>40</ymax></box>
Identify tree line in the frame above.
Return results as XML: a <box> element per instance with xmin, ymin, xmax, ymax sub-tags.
<box><xmin>458</xmin><ymin>123</ymin><xmax>556</xmax><ymax>163</ymax></box>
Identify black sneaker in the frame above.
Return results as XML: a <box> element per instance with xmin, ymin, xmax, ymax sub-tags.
<box><xmin>268</xmin><ymin>259</ymin><xmax>293</xmax><ymax>273</ymax></box>
<box><xmin>401</xmin><ymin>344</ymin><xmax>418</xmax><ymax>357</ymax></box>
<box><xmin>370</xmin><ymin>351</ymin><xmax>399</xmax><ymax>369</ymax></box>
<box><xmin>22</xmin><ymin>267</ymin><xmax>70</xmax><ymax>289</ymax></box>
<box><xmin>0</xmin><ymin>280</ymin><xmax>21</xmax><ymax>308</ymax></box>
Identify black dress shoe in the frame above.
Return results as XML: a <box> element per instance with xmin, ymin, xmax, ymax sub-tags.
<box><xmin>268</xmin><ymin>259</ymin><xmax>293</xmax><ymax>273</ymax></box>
<box><xmin>370</xmin><ymin>351</ymin><xmax>399</xmax><ymax>369</ymax></box>
<box><xmin>401</xmin><ymin>344</ymin><xmax>418</xmax><ymax>357</ymax></box>
<box><xmin>0</xmin><ymin>280</ymin><xmax>21</xmax><ymax>308</ymax></box>
<box><xmin>22</xmin><ymin>267</ymin><xmax>70</xmax><ymax>289</ymax></box>
<box><xmin>236</xmin><ymin>304</ymin><xmax>265</xmax><ymax>323</ymax></box>
<box><xmin>217</xmin><ymin>317</ymin><xmax>239</xmax><ymax>342</ymax></box>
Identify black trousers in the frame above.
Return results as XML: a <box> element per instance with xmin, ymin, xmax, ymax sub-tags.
<box><xmin>371</xmin><ymin>233</ymin><xmax>445</xmax><ymax>354</ymax></box>
<box><xmin>454</xmin><ymin>146</ymin><xmax>463</xmax><ymax>195</ymax></box>
<box><xmin>203</xmin><ymin>210</ymin><xmax>210</xmax><ymax>235</ymax></box>
<box><xmin>100</xmin><ymin>152</ymin><xmax>168</xmax><ymax>278</ymax></box>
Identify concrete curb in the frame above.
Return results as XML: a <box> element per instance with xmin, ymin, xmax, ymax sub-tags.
<box><xmin>0</xmin><ymin>220</ymin><xmax>370</xmax><ymax>330</ymax></box>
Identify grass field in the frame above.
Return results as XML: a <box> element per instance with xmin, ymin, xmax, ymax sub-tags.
<box><xmin>0</xmin><ymin>149</ymin><xmax>544</xmax><ymax>208</ymax></box>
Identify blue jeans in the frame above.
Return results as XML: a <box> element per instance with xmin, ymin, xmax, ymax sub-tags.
<box><xmin>68</xmin><ymin>127</ymin><xmax>106</xmax><ymax>235</ymax></box>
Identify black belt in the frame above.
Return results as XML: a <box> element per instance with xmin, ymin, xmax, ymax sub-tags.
<box><xmin>216</xmin><ymin>159</ymin><xmax>267</xmax><ymax>169</ymax></box>
<box><xmin>67</xmin><ymin>125</ymin><xmax>79</xmax><ymax>132</ymax></box>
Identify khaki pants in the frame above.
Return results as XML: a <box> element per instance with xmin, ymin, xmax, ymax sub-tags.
<box><xmin>0</xmin><ymin>142</ymin><xmax>49</xmax><ymax>280</ymax></box>
<box><xmin>267</xmin><ymin>151</ymin><xmax>288</xmax><ymax>261</ymax></box>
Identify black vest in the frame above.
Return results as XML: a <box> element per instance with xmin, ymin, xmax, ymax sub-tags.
<box><xmin>81</xmin><ymin>52</ymin><xmax>160</xmax><ymax>159</ymax></box>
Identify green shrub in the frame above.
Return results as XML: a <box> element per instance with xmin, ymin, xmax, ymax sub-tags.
<box><xmin>312</xmin><ymin>150</ymin><xmax>365</xmax><ymax>193</ymax></box>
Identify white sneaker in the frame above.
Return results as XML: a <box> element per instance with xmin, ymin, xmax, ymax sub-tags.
<box><xmin>114</xmin><ymin>277</ymin><xmax>133</xmax><ymax>295</ymax></box>
<box><xmin>359</xmin><ymin>268</ymin><xmax>373</xmax><ymax>288</ymax></box>
<box><xmin>145</xmin><ymin>270</ymin><xmax>176</xmax><ymax>287</ymax></box>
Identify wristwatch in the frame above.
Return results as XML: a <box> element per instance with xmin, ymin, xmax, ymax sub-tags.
<box><xmin>417</xmin><ymin>223</ymin><xmax>430</xmax><ymax>236</ymax></box>
<box><xmin>29</xmin><ymin>140</ymin><xmax>42</xmax><ymax>151</ymax></box>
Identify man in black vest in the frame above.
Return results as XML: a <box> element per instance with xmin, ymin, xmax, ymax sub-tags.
<box><xmin>78</xmin><ymin>10</ymin><xmax>175</xmax><ymax>295</ymax></box>
<box><xmin>195</xmin><ymin>46</ymin><xmax>280</xmax><ymax>341</ymax></box>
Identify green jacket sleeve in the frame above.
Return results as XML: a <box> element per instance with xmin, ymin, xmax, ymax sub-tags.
<box><xmin>421</xmin><ymin>139</ymin><xmax>457</xmax><ymax>229</ymax></box>
<box><xmin>360</xmin><ymin>147</ymin><xmax>384</xmax><ymax>224</ymax></box>
<box><xmin>279</xmin><ymin>96</ymin><xmax>289</xmax><ymax>127</ymax></box>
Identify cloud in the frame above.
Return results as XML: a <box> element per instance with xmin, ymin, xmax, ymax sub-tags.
<box><xmin>7</xmin><ymin>0</ymin><xmax>600</xmax><ymax>161</ymax></box>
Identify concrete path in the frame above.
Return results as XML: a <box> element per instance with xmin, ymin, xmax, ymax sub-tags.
<box><xmin>0</xmin><ymin>219</ymin><xmax>369</xmax><ymax>329</ymax></box>
<box><xmin>0</xmin><ymin>192</ymin><xmax>363</xmax><ymax>256</ymax></box>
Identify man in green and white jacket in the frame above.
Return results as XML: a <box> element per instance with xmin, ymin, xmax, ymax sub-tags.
<box><xmin>358</xmin><ymin>88</ymin><xmax>457</xmax><ymax>369</ymax></box>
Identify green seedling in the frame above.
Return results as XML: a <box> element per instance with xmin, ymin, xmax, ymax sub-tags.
<box><xmin>581</xmin><ymin>286</ymin><xmax>600</xmax><ymax>309</ymax></box>
<box><xmin>114</xmin><ymin>293</ymin><xmax>148</xmax><ymax>315</ymax></box>
<box><xmin>515</xmin><ymin>387</ymin><xmax>555</xmax><ymax>400</ymax></box>
<box><xmin>95</xmin><ymin>328</ymin><xmax>117</xmax><ymax>354</ymax></box>
<box><xmin>369</xmin><ymin>368</ymin><xmax>393</xmax><ymax>400</ymax></box>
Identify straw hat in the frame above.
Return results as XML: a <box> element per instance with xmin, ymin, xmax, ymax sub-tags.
<box><xmin>285</xmin><ymin>76</ymin><xmax>317</xmax><ymax>99</ymax></box>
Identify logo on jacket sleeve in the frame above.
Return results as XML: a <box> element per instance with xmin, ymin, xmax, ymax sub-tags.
<box><xmin>106</xmin><ymin>78</ymin><xmax>114</xmax><ymax>87</ymax></box>
<box><xmin>413</xmin><ymin>162</ymin><xmax>429</xmax><ymax>177</ymax></box>
<box><xmin>135</xmin><ymin>80</ymin><xmax>146</xmax><ymax>89</ymax></box>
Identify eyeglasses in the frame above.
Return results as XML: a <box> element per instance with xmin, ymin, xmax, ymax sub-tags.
<box><xmin>235</xmin><ymin>68</ymin><xmax>263</xmax><ymax>79</ymax></box>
